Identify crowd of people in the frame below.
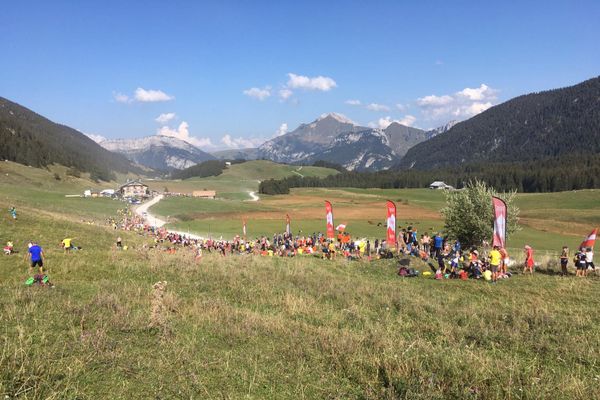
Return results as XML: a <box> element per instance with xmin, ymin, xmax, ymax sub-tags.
<box><xmin>4</xmin><ymin>204</ymin><xmax>596</xmax><ymax>287</ymax></box>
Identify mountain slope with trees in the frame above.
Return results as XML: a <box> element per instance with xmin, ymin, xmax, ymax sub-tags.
<box><xmin>399</xmin><ymin>76</ymin><xmax>600</xmax><ymax>169</ymax></box>
<box><xmin>0</xmin><ymin>96</ymin><xmax>138</xmax><ymax>180</ymax></box>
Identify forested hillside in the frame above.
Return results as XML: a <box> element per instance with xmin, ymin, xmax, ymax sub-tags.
<box><xmin>0</xmin><ymin>97</ymin><xmax>137</xmax><ymax>181</ymax></box>
<box><xmin>260</xmin><ymin>154</ymin><xmax>600</xmax><ymax>194</ymax></box>
<box><xmin>398</xmin><ymin>76</ymin><xmax>600</xmax><ymax>169</ymax></box>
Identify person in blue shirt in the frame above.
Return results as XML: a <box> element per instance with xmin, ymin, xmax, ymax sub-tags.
<box><xmin>27</xmin><ymin>242</ymin><xmax>45</xmax><ymax>274</ymax></box>
<box><xmin>433</xmin><ymin>233</ymin><xmax>444</xmax><ymax>257</ymax></box>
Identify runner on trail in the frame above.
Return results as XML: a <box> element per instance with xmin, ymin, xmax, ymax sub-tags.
<box><xmin>116</xmin><ymin>236</ymin><xmax>122</xmax><ymax>249</ymax></box>
<box><xmin>523</xmin><ymin>245</ymin><xmax>535</xmax><ymax>274</ymax></box>
<box><xmin>27</xmin><ymin>242</ymin><xmax>45</xmax><ymax>274</ymax></box>
<box><xmin>9</xmin><ymin>206</ymin><xmax>17</xmax><ymax>220</ymax></box>
<box><xmin>559</xmin><ymin>246</ymin><xmax>569</xmax><ymax>276</ymax></box>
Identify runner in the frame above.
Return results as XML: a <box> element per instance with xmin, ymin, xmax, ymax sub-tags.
<box><xmin>27</xmin><ymin>241</ymin><xmax>45</xmax><ymax>274</ymax></box>
<box><xmin>9</xmin><ymin>206</ymin><xmax>17</xmax><ymax>220</ymax></box>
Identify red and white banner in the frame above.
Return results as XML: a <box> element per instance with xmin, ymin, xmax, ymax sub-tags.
<box><xmin>336</xmin><ymin>224</ymin><xmax>346</xmax><ymax>231</ymax></box>
<box><xmin>492</xmin><ymin>196</ymin><xmax>507</xmax><ymax>249</ymax></box>
<box><xmin>242</xmin><ymin>219</ymin><xmax>247</xmax><ymax>237</ymax></box>
<box><xmin>325</xmin><ymin>201</ymin><xmax>335</xmax><ymax>238</ymax></box>
<box><xmin>580</xmin><ymin>228</ymin><xmax>597</xmax><ymax>249</ymax></box>
<box><xmin>285</xmin><ymin>214</ymin><xmax>291</xmax><ymax>235</ymax></box>
<box><xmin>386</xmin><ymin>200</ymin><xmax>396</xmax><ymax>247</ymax></box>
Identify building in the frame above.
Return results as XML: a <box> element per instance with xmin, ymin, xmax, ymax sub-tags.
<box><xmin>429</xmin><ymin>181</ymin><xmax>454</xmax><ymax>190</ymax></box>
<box><xmin>192</xmin><ymin>190</ymin><xmax>216</xmax><ymax>199</ymax></box>
<box><xmin>119</xmin><ymin>181</ymin><xmax>149</xmax><ymax>198</ymax></box>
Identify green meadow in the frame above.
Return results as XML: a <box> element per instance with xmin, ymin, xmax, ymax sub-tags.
<box><xmin>1</xmin><ymin>161</ymin><xmax>600</xmax><ymax>399</ymax></box>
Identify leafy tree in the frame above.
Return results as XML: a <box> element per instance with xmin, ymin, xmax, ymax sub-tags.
<box><xmin>441</xmin><ymin>180</ymin><xmax>520</xmax><ymax>248</ymax></box>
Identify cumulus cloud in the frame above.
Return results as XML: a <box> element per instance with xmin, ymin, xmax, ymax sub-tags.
<box><xmin>155</xmin><ymin>112</ymin><xmax>176</xmax><ymax>123</ymax></box>
<box><xmin>220</xmin><ymin>134</ymin><xmax>265</xmax><ymax>149</ymax></box>
<box><xmin>369</xmin><ymin>115</ymin><xmax>417</xmax><ymax>129</ymax></box>
<box><xmin>274</xmin><ymin>123</ymin><xmax>288</xmax><ymax>137</ymax></box>
<box><xmin>286</xmin><ymin>73</ymin><xmax>337</xmax><ymax>91</ymax></box>
<box><xmin>114</xmin><ymin>88</ymin><xmax>174</xmax><ymax>103</ymax></box>
<box><xmin>243</xmin><ymin>86</ymin><xmax>271</xmax><ymax>100</ymax></box>
<box><xmin>134</xmin><ymin>87</ymin><xmax>174</xmax><ymax>102</ymax></box>
<box><xmin>417</xmin><ymin>84</ymin><xmax>498</xmax><ymax>121</ymax></box>
<box><xmin>345</xmin><ymin>99</ymin><xmax>361</xmax><ymax>106</ymax></box>
<box><xmin>157</xmin><ymin>121</ymin><xmax>213</xmax><ymax>148</ymax></box>
<box><xmin>278</xmin><ymin>88</ymin><xmax>293</xmax><ymax>100</ymax></box>
<box><xmin>366</xmin><ymin>103</ymin><xmax>390</xmax><ymax>112</ymax></box>
<box><xmin>417</xmin><ymin>94</ymin><xmax>454</xmax><ymax>107</ymax></box>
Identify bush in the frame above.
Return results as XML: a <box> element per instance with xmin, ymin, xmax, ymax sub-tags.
<box><xmin>441</xmin><ymin>180</ymin><xmax>520</xmax><ymax>247</ymax></box>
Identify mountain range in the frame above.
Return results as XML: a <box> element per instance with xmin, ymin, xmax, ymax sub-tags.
<box><xmin>257</xmin><ymin>113</ymin><xmax>439</xmax><ymax>171</ymax></box>
<box><xmin>3</xmin><ymin>75</ymin><xmax>598</xmax><ymax>180</ymax></box>
<box><xmin>98</xmin><ymin>135</ymin><xmax>216</xmax><ymax>171</ymax></box>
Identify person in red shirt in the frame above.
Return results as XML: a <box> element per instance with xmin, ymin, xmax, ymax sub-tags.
<box><xmin>523</xmin><ymin>245</ymin><xmax>534</xmax><ymax>274</ymax></box>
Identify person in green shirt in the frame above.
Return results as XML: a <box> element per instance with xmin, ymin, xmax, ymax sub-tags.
<box><xmin>489</xmin><ymin>245</ymin><xmax>502</xmax><ymax>283</ymax></box>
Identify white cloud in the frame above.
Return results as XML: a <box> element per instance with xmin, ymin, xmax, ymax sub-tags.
<box><xmin>398</xmin><ymin>115</ymin><xmax>417</xmax><ymax>126</ymax></box>
<box><xmin>243</xmin><ymin>86</ymin><xmax>271</xmax><ymax>101</ymax></box>
<box><xmin>278</xmin><ymin>88</ymin><xmax>293</xmax><ymax>100</ymax></box>
<box><xmin>134</xmin><ymin>87</ymin><xmax>174</xmax><ymax>102</ymax></box>
<box><xmin>114</xmin><ymin>88</ymin><xmax>174</xmax><ymax>103</ymax></box>
<box><xmin>155</xmin><ymin>112</ymin><xmax>176</xmax><ymax>123</ymax></box>
<box><xmin>345</xmin><ymin>99</ymin><xmax>361</xmax><ymax>106</ymax></box>
<box><xmin>286</xmin><ymin>73</ymin><xmax>337</xmax><ymax>91</ymax></box>
<box><xmin>274</xmin><ymin>123</ymin><xmax>288</xmax><ymax>137</ymax></box>
<box><xmin>220</xmin><ymin>134</ymin><xmax>265</xmax><ymax>149</ymax></box>
<box><xmin>396</xmin><ymin>103</ymin><xmax>407</xmax><ymax>111</ymax></box>
<box><xmin>113</xmin><ymin>92</ymin><xmax>130</xmax><ymax>103</ymax></box>
<box><xmin>369</xmin><ymin>115</ymin><xmax>417</xmax><ymax>129</ymax></box>
<box><xmin>157</xmin><ymin>121</ymin><xmax>213</xmax><ymax>148</ymax></box>
<box><xmin>85</xmin><ymin>133</ymin><xmax>106</xmax><ymax>143</ymax></box>
<box><xmin>417</xmin><ymin>94</ymin><xmax>454</xmax><ymax>107</ymax></box>
<box><xmin>417</xmin><ymin>84</ymin><xmax>498</xmax><ymax>121</ymax></box>
<box><xmin>366</xmin><ymin>103</ymin><xmax>390</xmax><ymax>112</ymax></box>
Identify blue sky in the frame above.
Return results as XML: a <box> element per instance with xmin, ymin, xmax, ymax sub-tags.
<box><xmin>1</xmin><ymin>0</ymin><xmax>598</xmax><ymax>150</ymax></box>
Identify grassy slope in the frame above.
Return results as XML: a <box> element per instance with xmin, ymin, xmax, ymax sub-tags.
<box><xmin>1</xmin><ymin>164</ymin><xmax>600</xmax><ymax>398</ymax></box>
<box><xmin>146</xmin><ymin>160</ymin><xmax>339</xmax><ymax>200</ymax></box>
<box><xmin>2</xmin><ymin>215</ymin><xmax>600</xmax><ymax>398</ymax></box>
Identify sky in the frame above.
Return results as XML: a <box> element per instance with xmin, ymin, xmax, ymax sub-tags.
<box><xmin>1</xmin><ymin>0</ymin><xmax>599</xmax><ymax>150</ymax></box>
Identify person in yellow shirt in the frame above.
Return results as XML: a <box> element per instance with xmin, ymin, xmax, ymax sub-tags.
<box><xmin>61</xmin><ymin>237</ymin><xmax>74</xmax><ymax>253</ymax></box>
<box><xmin>328</xmin><ymin>241</ymin><xmax>336</xmax><ymax>260</ymax></box>
<box><xmin>489</xmin><ymin>245</ymin><xmax>502</xmax><ymax>283</ymax></box>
